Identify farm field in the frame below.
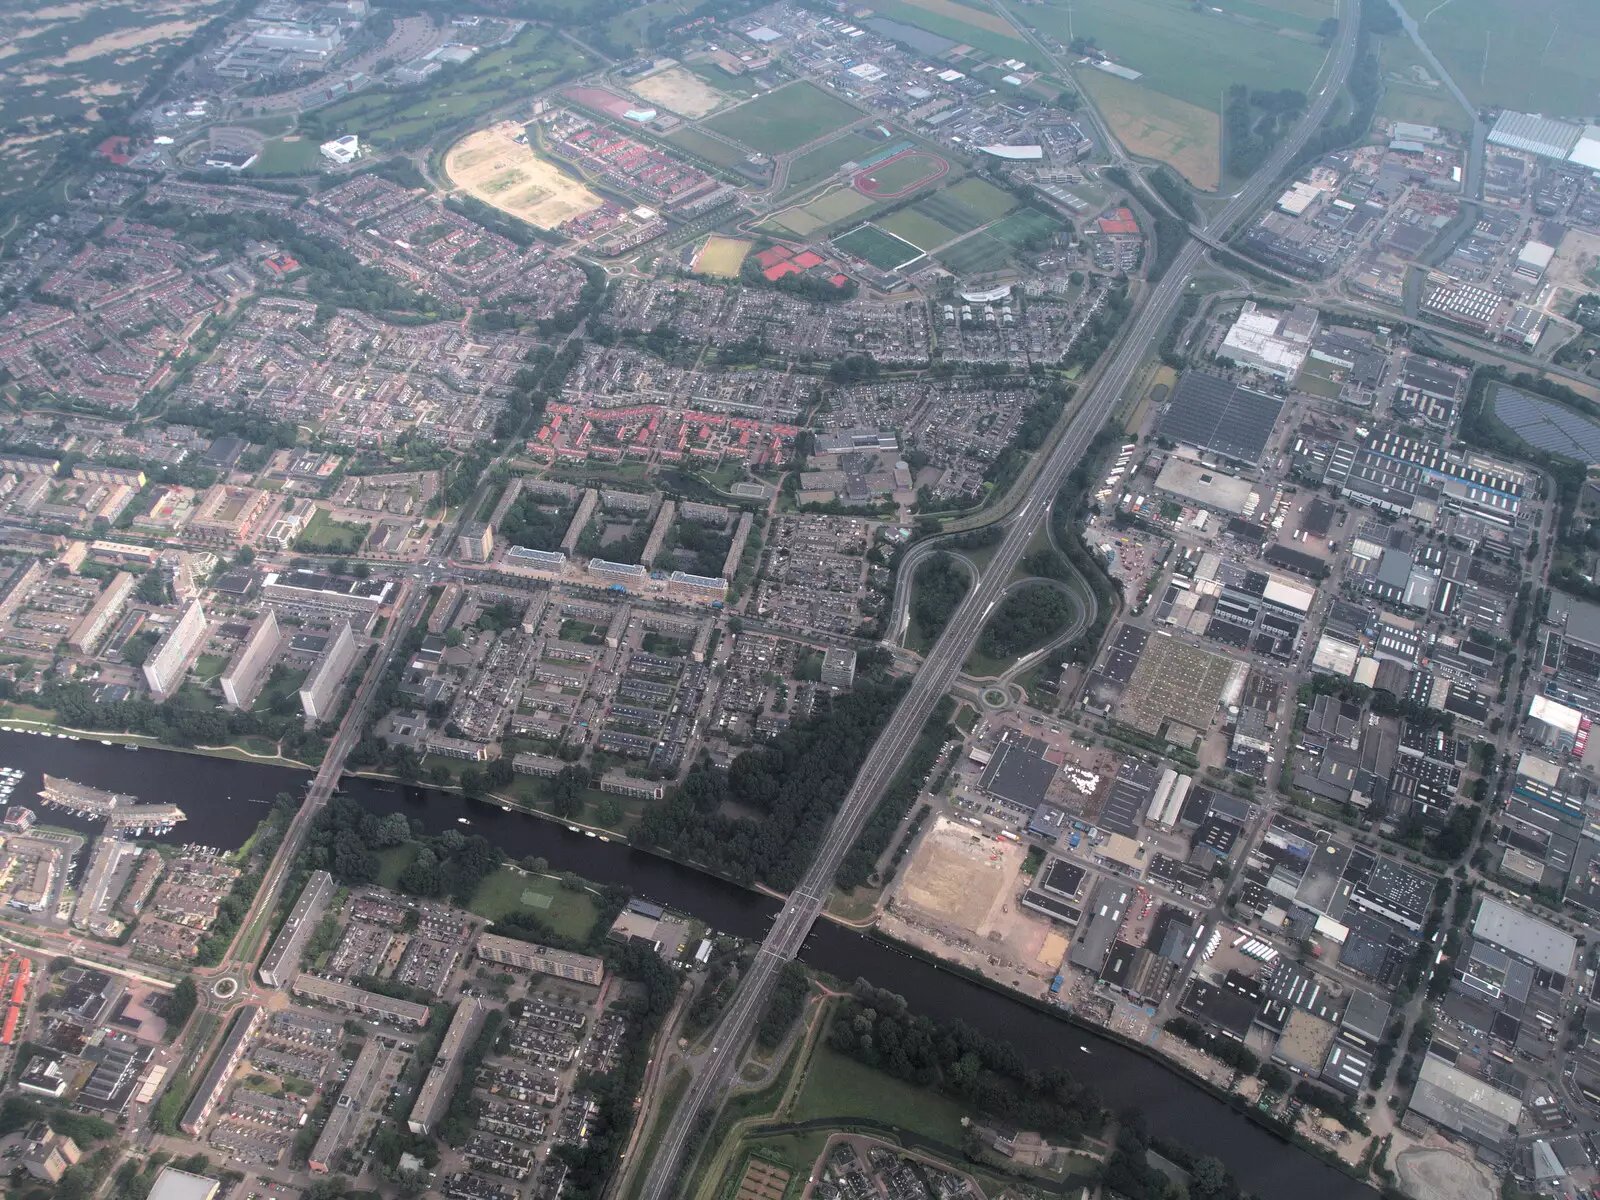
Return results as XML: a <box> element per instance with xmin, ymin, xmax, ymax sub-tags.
<box><xmin>445</xmin><ymin>121</ymin><xmax>604</xmax><ymax>230</ymax></box>
<box><xmin>703</xmin><ymin>81</ymin><xmax>861</xmax><ymax>154</ymax></box>
<box><xmin>1078</xmin><ymin>68</ymin><xmax>1221</xmax><ymax>190</ymax></box>
<box><xmin>854</xmin><ymin>0</ymin><xmax>1034</xmax><ymax>61</ymax></box>
<box><xmin>304</xmin><ymin>28</ymin><xmax>587</xmax><ymax>149</ymax></box>
<box><xmin>785</xmin><ymin>132</ymin><xmax>884</xmax><ymax>192</ymax></box>
<box><xmin>1416</xmin><ymin>0</ymin><xmax>1600</xmax><ymax>116</ymax></box>
<box><xmin>1023</xmin><ymin>0</ymin><xmax>1327</xmax><ymax>110</ymax></box>
<box><xmin>693</xmin><ymin>235</ymin><xmax>752</xmax><ymax>277</ymax></box>
<box><xmin>834</xmin><ymin>223</ymin><xmax>924</xmax><ymax>270</ymax></box>
<box><xmin>1374</xmin><ymin>30</ymin><xmax>1472</xmax><ymax>132</ymax></box>
<box><xmin>854</xmin><ymin>150</ymin><xmax>948</xmax><ymax>197</ymax></box>
<box><xmin>629</xmin><ymin>64</ymin><xmax>730</xmax><ymax>118</ymax></box>
<box><xmin>249</xmin><ymin>136</ymin><xmax>323</xmax><ymax>175</ymax></box>
<box><xmin>664</xmin><ymin>125</ymin><xmax>751</xmax><ymax>169</ymax></box>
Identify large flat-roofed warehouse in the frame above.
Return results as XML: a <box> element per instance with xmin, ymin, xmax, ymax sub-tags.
<box><xmin>978</xmin><ymin>733</ymin><xmax>1056</xmax><ymax>811</ymax></box>
<box><xmin>1158</xmin><ymin>371</ymin><xmax>1285</xmax><ymax>464</ymax></box>
<box><xmin>1153</xmin><ymin>458</ymin><xmax>1256</xmax><ymax>517</ymax></box>
<box><xmin>1406</xmin><ymin>1053</ymin><xmax>1522</xmax><ymax>1148</ymax></box>
<box><xmin>1472</xmin><ymin>896</ymin><xmax>1576</xmax><ymax>974</ymax></box>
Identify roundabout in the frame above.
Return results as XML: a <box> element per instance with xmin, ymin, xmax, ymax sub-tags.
<box><xmin>211</xmin><ymin>976</ymin><xmax>240</xmax><ymax>1000</ymax></box>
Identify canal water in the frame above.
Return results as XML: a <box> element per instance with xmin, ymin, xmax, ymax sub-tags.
<box><xmin>14</xmin><ymin>734</ymin><xmax>1375</xmax><ymax>1200</ymax></box>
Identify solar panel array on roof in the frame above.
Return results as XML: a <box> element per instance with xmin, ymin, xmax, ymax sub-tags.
<box><xmin>1158</xmin><ymin>371</ymin><xmax>1285</xmax><ymax>464</ymax></box>
<box><xmin>1493</xmin><ymin>384</ymin><xmax>1600</xmax><ymax>465</ymax></box>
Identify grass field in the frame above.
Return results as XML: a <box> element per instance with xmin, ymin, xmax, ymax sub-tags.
<box><xmin>446</xmin><ymin>121</ymin><xmax>603</xmax><ymax>230</ymax></box>
<box><xmin>1418</xmin><ymin>0</ymin><xmax>1600</xmax><ymax>115</ymax></box>
<box><xmin>878</xmin><ymin>208</ymin><xmax>961</xmax><ymax>251</ymax></box>
<box><xmin>374</xmin><ymin>844</ymin><xmax>415</xmax><ymax>890</ymax></box>
<box><xmin>988</xmin><ymin>208</ymin><xmax>1062</xmax><ymax>248</ymax></box>
<box><xmin>248</xmin><ymin>136</ymin><xmax>323</xmax><ymax>175</ymax></box>
<box><xmin>834</xmin><ymin>222</ymin><xmax>924</xmax><ymax>270</ymax></box>
<box><xmin>938</xmin><ymin>231</ymin><xmax>1012</xmax><ymax>274</ymax></box>
<box><xmin>295</xmin><ymin>507</ymin><xmax>369</xmax><ymax>554</ymax></box>
<box><xmin>467</xmin><ymin>866</ymin><xmax>600</xmax><ymax>939</ymax></box>
<box><xmin>910</xmin><ymin>191</ymin><xmax>983</xmax><ymax>235</ymax></box>
<box><xmin>703</xmin><ymin>81</ymin><xmax>861</xmax><ymax>155</ymax></box>
<box><xmin>789</xmin><ymin>1033</ymin><xmax>970</xmax><ymax>1145</ymax></box>
<box><xmin>693</xmin><ymin>234</ymin><xmax>752</xmax><ymax>276</ymax></box>
<box><xmin>664</xmin><ymin>125</ymin><xmax>751</xmax><ymax>169</ymax></box>
<box><xmin>938</xmin><ymin>177</ymin><xmax>1017</xmax><ymax>222</ymax></box>
<box><xmin>766</xmin><ymin>186</ymin><xmax>875</xmax><ymax>236</ymax></box>
<box><xmin>855</xmin><ymin>0</ymin><xmax>1034</xmax><ymax>60</ymax></box>
<box><xmin>1024</xmin><ymin>0</ymin><xmax>1326</xmax><ymax>111</ymax></box>
<box><xmin>308</xmin><ymin>28</ymin><xmax>587</xmax><ymax>148</ymax></box>
<box><xmin>1374</xmin><ymin>33</ymin><xmax>1472</xmax><ymax>131</ymax></box>
<box><xmin>251</xmin><ymin>665</ymin><xmax>306</xmax><ymax>714</ymax></box>
<box><xmin>786</xmin><ymin>132</ymin><xmax>884</xmax><ymax>192</ymax></box>
<box><xmin>1078</xmin><ymin>68</ymin><xmax>1221</xmax><ymax>190</ymax></box>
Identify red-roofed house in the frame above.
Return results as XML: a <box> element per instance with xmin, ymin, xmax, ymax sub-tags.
<box><xmin>791</xmin><ymin>250</ymin><xmax>824</xmax><ymax>269</ymax></box>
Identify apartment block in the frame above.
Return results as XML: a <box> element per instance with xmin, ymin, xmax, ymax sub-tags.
<box><xmin>143</xmin><ymin>600</ymin><xmax>207</xmax><ymax>697</ymax></box>
<box><xmin>300</xmin><ymin>621</ymin><xmax>358</xmax><ymax>721</ymax></box>
<box><xmin>221</xmin><ymin>610</ymin><xmax>281</xmax><ymax>709</ymax></box>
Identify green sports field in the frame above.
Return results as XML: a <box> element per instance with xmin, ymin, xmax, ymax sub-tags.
<box><xmin>664</xmin><ymin>125</ymin><xmax>750</xmax><ymax>169</ymax></box>
<box><xmin>988</xmin><ymin>209</ymin><xmax>1062</xmax><ymax>249</ymax></box>
<box><xmin>938</xmin><ymin>231</ymin><xmax>1012</xmax><ymax>274</ymax></box>
<box><xmin>879</xmin><ymin>208</ymin><xmax>962</xmax><ymax>250</ymax></box>
<box><xmin>834</xmin><ymin>223</ymin><xmax>924</xmax><ymax>270</ymax></box>
<box><xmin>854</xmin><ymin>151</ymin><xmax>946</xmax><ymax>195</ymax></box>
<box><xmin>1020</xmin><ymin>0</ymin><xmax>1327</xmax><ymax>111</ymax></box>
<box><xmin>786</xmin><ymin>132</ymin><xmax>883</xmax><ymax>192</ymax></box>
<box><xmin>703</xmin><ymin>81</ymin><xmax>861</xmax><ymax>155</ymax></box>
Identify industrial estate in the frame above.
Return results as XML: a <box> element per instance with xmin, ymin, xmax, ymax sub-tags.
<box><xmin>1</xmin><ymin>2</ymin><xmax>1600</xmax><ymax>1200</ymax></box>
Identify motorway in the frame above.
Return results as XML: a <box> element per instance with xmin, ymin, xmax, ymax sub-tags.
<box><xmin>637</xmin><ymin>2</ymin><xmax>1363</xmax><ymax>1194</ymax></box>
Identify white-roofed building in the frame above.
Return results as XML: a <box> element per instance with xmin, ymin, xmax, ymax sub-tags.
<box><xmin>1569</xmin><ymin>126</ymin><xmax>1600</xmax><ymax>170</ymax></box>
<box><xmin>320</xmin><ymin>135</ymin><xmax>359</xmax><ymax>164</ymax></box>
<box><xmin>1515</xmin><ymin>240</ymin><xmax>1556</xmax><ymax>281</ymax></box>
<box><xmin>1219</xmin><ymin>302</ymin><xmax>1319</xmax><ymax>379</ymax></box>
<box><xmin>980</xmin><ymin>144</ymin><xmax>1044</xmax><ymax>160</ymax></box>
<box><xmin>1487</xmin><ymin>110</ymin><xmax>1582</xmax><ymax>160</ymax></box>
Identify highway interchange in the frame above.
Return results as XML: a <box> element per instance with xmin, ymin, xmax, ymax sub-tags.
<box><xmin>638</xmin><ymin>0</ymin><xmax>1363</xmax><ymax>1192</ymax></box>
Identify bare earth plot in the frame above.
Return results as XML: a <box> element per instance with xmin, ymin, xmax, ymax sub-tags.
<box><xmin>1079</xmin><ymin>69</ymin><xmax>1221</xmax><ymax>190</ymax></box>
<box><xmin>1394</xmin><ymin>1148</ymin><xmax>1497</xmax><ymax>1200</ymax></box>
<box><xmin>895</xmin><ymin>815</ymin><xmax>1022</xmax><ymax>934</ymax></box>
<box><xmin>629</xmin><ymin>64</ymin><xmax>729</xmax><ymax>118</ymax></box>
<box><xmin>445</xmin><ymin>122</ymin><xmax>603</xmax><ymax>230</ymax></box>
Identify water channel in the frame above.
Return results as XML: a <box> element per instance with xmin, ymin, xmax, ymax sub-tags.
<box><xmin>7</xmin><ymin>733</ymin><xmax>1376</xmax><ymax>1200</ymax></box>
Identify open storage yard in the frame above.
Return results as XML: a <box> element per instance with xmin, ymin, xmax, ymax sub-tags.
<box><xmin>704</xmin><ymin>80</ymin><xmax>861</xmax><ymax>154</ymax></box>
<box><xmin>445</xmin><ymin>121</ymin><xmax>604</xmax><ymax>229</ymax></box>
<box><xmin>894</xmin><ymin>815</ymin><xmax>1023</xmax><ymax>935</ymax></box>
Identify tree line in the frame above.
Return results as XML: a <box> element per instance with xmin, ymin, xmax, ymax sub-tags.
<box><xmin>979</xmin><ymin>581</ymin><xmax>1073</xmax><ymax>660</ymax></box>
<box><xmin>911</xmin><ymin>552</ymin><xmax>969</xmax><ymax>644</ymax></box>
<box><xmin>634</xmin><ymin>680</ymin><xmax>908</xmax><ymax>889</ymax></box>
<box><xmin>828</xmin><ymin>981</ymin><xmax>1103</xmax><ymax>1141</ymax></box>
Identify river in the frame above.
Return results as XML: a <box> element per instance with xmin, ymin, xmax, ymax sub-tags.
<box><xmin>14</xmin><ymin>734</ymin><xmax>1374</xmax><ymax>1200</ymax></box>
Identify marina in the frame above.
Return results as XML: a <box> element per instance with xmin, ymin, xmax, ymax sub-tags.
<box><xmin>37</xmin><ymin>773</ymin><xmax>186</xmax><ymax>835</ymax></box>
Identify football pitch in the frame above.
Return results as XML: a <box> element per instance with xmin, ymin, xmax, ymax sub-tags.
<box><xmin>703</xmin><ymin>81</ymin><xmax>861</xmax><ymax>155</ymax></box>
<box><xmin>834</xmin><ymin>223</ymin><xmax>924</xmax><ymax>270</ymax></box>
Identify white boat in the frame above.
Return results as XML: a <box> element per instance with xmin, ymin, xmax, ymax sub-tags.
<box><xmin>584</xmin><ymin>830</ymin><xmax>596</xmax><ymax>838</ymax></box>
<box><xmin>54</xmin><ymin>733</ymin><xmax>67</xmax><ymax>740</ymax></box>
<box><xmin>501</xmin><ymin>805</ymin><xmax>512</xmax><ymax>812</ymax></box>
<box><xmin>101</xmin><ymin>740</ymin><xmax>112</xmax><ymax>746</ymax></box>
<box><xmin>456</xmin><ymin>817</ymin><xmax>470</xmax><ymax>825</ymax></box>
